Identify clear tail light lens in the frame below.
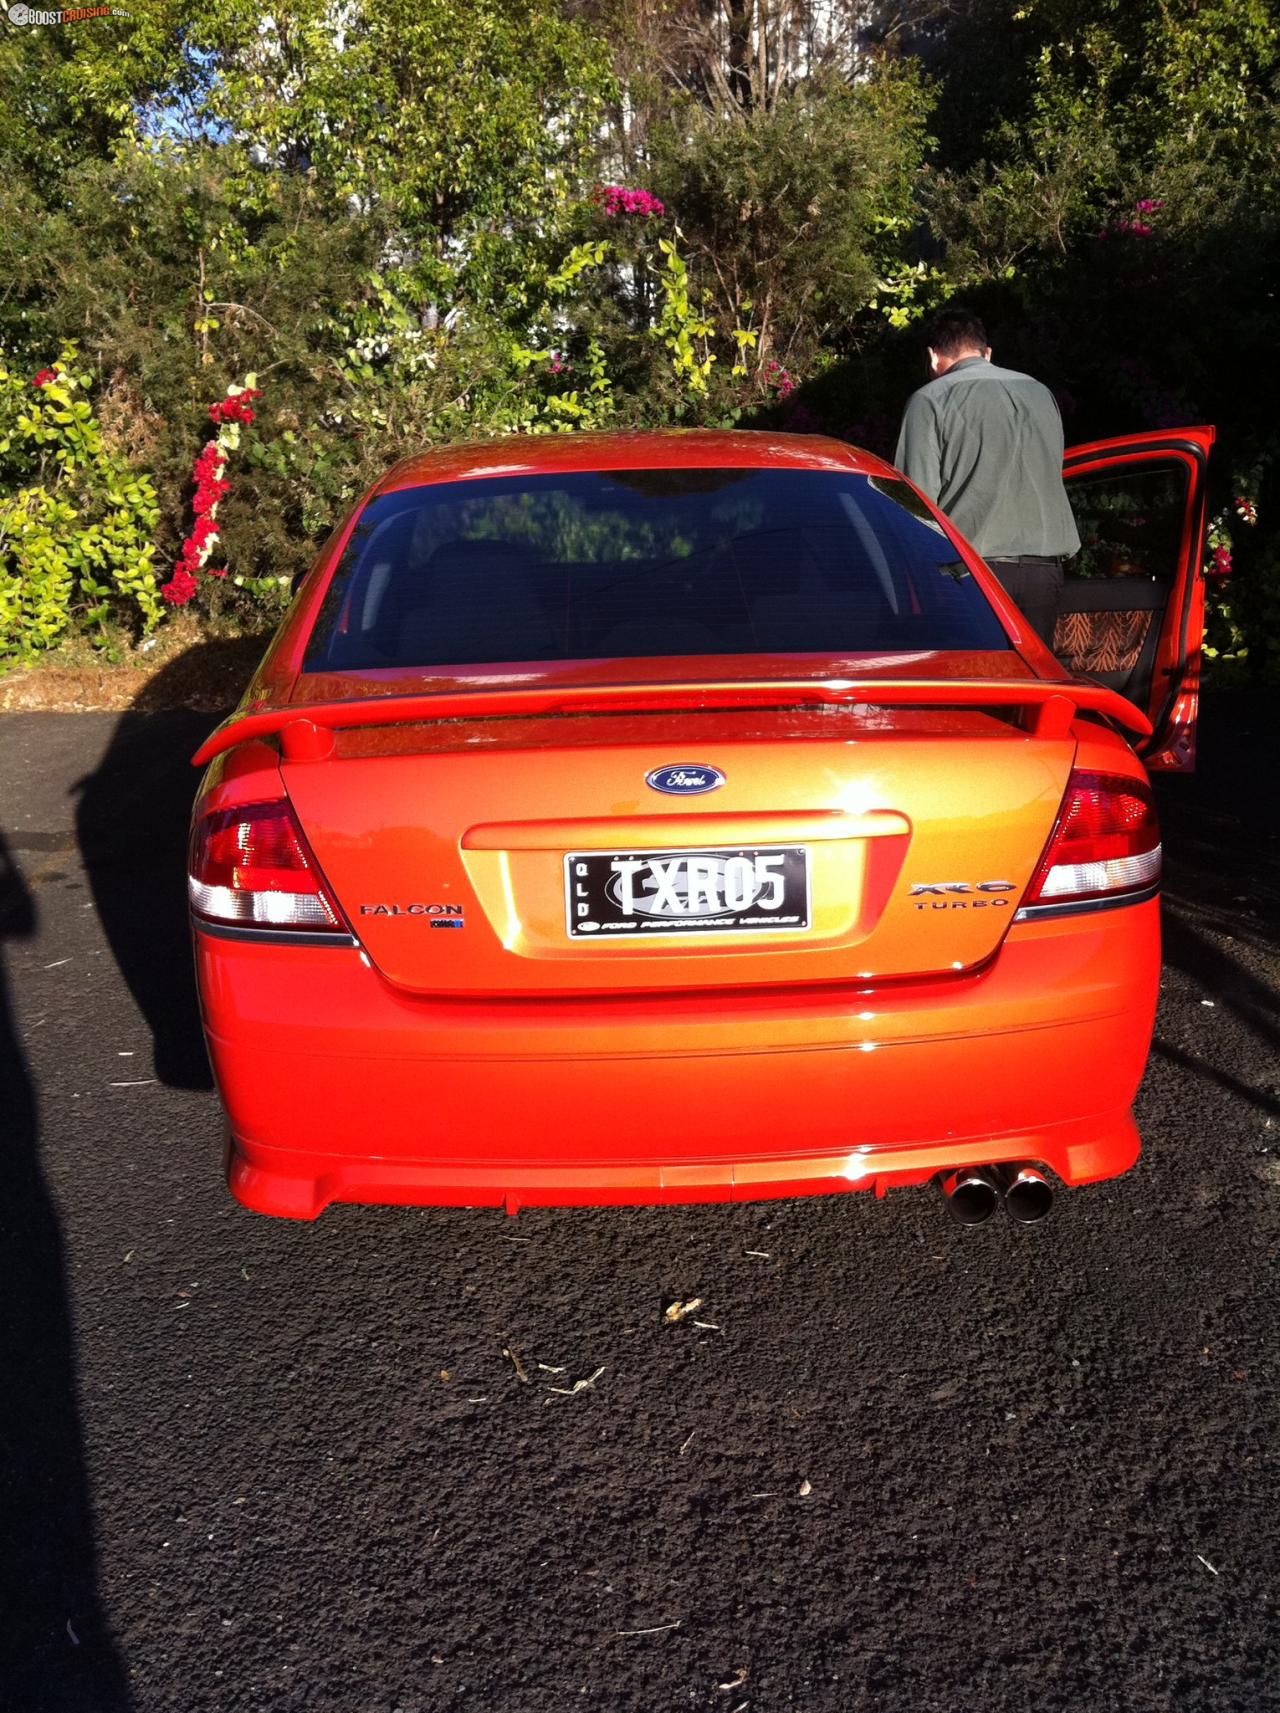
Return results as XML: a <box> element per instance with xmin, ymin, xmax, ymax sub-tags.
<box><xmin>189</xmin><ymin>800</ymin><xmax>344</xmax><ymax>933</ymax></box>
<box><xmin>1023</xmin><ymin>770</ymin><xmax>1161</xmax><ymax>909</ymax></box>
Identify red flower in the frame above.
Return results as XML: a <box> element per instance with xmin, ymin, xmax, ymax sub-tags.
<box><xmin>189</xmin><ymin>442</ymin><xmax>230</xmax><ymax>517</ymax></box>
<box><xmin>208</xmin><ymin>387</ymin><xmax>262</xmax><ymax>427</ymax></box>
<box><xmin>161</xmin><ymin>569</ymin><xmax>199</xmax><ymax>606</ymax></box>
<box><xmin>168</xmin><ymin>382</ymin><xmax>260</xmax><ymax>607</ymax></box>
<box><xmin>1209</xmin><ymin>546</ymin><xmax>1233</xmax><ymax>578</ymax></box>
<box><xmin>31</xmin><ymin>369</ymin><xmax>58</xmax><ymax>389</ymax></box>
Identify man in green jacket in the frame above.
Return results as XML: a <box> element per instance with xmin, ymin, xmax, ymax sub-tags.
<box><xmin>895</xmin><ymin>307</ymin><xmax>1079</xmax><ymax>646</ymax></box>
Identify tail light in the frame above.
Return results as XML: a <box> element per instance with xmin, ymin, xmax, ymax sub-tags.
<box><xmin>1021</xmin><ymin>770</ymin><xmax>1161</xmax><ymax>913</ymax></box>
<box><xmin>189</xmin><ymin>800</ymin><xmax>344</xmax><ymax>934</ymax></box>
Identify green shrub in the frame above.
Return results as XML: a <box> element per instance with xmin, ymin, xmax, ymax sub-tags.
<box><xmin>0</xmin><ymin>347</ymin><xmax>161</xmax><ymax>660</ymax></box>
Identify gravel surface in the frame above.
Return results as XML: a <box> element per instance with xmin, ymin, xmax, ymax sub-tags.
<box><xmin>0</xmin><ymin>697</ymin><xmax>1277</xmax><ymax>1713</ymax></box>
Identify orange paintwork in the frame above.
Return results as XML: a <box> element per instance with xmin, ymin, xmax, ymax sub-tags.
<box><xmin>189</xmin><ymin>429</ymin><xmax>1194</xmax><ymax>1219</ymax></box>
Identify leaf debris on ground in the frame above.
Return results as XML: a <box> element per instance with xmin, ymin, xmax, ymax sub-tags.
<box><xmin>664</xmin><ymin>1297</ymin><xmax>703</xmax><ymax>1323</ymax></box>
<box><xmin>614</xmin><ymin>1620</ymin><xmax>680</xmax><ymax>1637</ymax></box>
<box><xmin>718</xmin><ymin>1668</ymin><xmax>748</xmax><ymax>1691</ymax></box>
<box><xmin>501</xmin><ymin>1345</ymin><xmax>530</xmax><ymax>1384</ymax></box>
<box><xmin>548</xmin><ymin>1365</ymin><xmax>605</xmax><ymax>1396</ymax></box>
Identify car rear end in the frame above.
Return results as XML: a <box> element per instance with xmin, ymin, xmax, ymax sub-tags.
<box><xmin>189</xmin><ymin>435</ymin><xmax>1162</xmax><ymax>1220</ymax></box>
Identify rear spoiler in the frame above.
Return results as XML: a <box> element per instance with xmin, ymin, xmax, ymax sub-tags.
<box><xmin>192</xmin><ymin>678</ymin><xmax>1151</xmax><ymax>767</ymax></box>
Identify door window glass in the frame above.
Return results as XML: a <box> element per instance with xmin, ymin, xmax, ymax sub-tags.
<box><xmin>1057</xmin><ymin>458</ymin><xmax>1189</xmax><ymax>683</ymax></box>
<box><xmin>1065</xmin><ymin>460</ymin><xmax>1188</xmax><ymax>582</ymax></box>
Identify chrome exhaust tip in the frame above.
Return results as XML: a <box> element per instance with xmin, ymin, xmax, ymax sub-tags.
<box><xmin>939</xmin><ymin>1167</ymin><xmax>1000</xmax><ymax>1226</ymax></box>
<box><xmin>998</xmin><ymin>1163</ymin><xmax>1054</xmax><ymax>1225</ymax></box>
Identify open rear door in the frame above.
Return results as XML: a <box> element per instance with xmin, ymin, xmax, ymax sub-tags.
<box><xmin>1059</xmin><ymin>427</ymin><xmax>1214</xmax><ymax>771</ymax></box>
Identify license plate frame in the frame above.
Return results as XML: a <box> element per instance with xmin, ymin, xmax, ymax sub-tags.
<box><xmin>563</xmin><ymin>845</ymin><xmax>811</xmax><ymax>939</ymax></box>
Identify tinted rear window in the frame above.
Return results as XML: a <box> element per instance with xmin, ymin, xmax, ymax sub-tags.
<box><xmin>303</xmin><ymin>468</ymin><xmax>1010</xmax><ymax>671</ymax></box>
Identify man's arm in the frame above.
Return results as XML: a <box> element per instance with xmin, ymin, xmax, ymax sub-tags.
<box><xmin>895</xmin><ymin>390</ymin><xmax>943</xmax><ymax>501</ymax></box>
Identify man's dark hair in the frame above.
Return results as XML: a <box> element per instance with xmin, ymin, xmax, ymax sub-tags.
<box><xmin>925</xmin><ymin>307</ymin><xmax>988</xmax><ymax>357</ymax></box>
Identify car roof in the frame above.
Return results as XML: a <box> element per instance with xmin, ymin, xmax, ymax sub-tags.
<box><xmin>373</xmin><ymin>429</ymin><xmax>896</xmax><ymax>496</ymax></box>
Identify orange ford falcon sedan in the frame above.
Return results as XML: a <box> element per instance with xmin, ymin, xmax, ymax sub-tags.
<box><xmin>189</xmin><ymin>426</ymin><xmax>1213</xmax><ymax>1224</ymax></box>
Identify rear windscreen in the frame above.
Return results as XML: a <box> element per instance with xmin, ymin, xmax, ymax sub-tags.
<box><xmin>303</xmin><ymin>467</ymin><xmax>1011</xmax><ymax>671</ymax></box>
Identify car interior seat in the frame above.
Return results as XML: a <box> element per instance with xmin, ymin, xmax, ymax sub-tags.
<box><xmin>392</xmin><ymin>538</ymin><xmax>559</xmax><ymax>666</ymax></box>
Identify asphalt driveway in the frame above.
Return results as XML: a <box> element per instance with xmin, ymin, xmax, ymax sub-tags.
<box><xmin>0</xmin><ymin>695</ymin><xmax>1277</xmax><ymax>1713</ymax></box>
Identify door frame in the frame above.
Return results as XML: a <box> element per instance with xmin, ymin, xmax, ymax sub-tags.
<box><xmin>1062</xmin><ymin>426</ymin><xmax>1215</xmax><ymax>770</ymax></box>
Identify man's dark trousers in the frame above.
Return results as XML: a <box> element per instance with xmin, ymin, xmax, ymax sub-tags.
<box><xmin>986</xmin><ymin>555</ymin><xmax>1064</xmax><ymax>647</ymax></box>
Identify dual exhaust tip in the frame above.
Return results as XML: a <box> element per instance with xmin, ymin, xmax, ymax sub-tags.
<box><xmin>940</xmin><ymin>1163</ymin><xmax>1053</xmax><ymax>1226</ymax></box>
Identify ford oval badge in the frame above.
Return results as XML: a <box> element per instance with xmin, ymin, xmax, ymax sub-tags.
<box><xmin>645</xmin><ymin>763</ymin><xmax>725</xmax><ymax>796</ymax></box>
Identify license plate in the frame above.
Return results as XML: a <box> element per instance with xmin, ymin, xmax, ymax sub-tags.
<box><xmin>564</xmin><ymin>846</ymin><xmax>810</xmax><ymax>938</ymax></box>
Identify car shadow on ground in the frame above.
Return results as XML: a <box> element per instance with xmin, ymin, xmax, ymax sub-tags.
<box><xmin>72</xmin><ymin>640</ymin><xmax>262</xmax><ymax>1093</ymax></box>
<box><xmin>1155</xmin><ymin>687</ymin><xmax>1280</xmax><ymax>1107</ymax></box>
<box><xmin>0</xmin><ymin>831</ymin><xmax>134</xmax><ymax>1711</ymax></box>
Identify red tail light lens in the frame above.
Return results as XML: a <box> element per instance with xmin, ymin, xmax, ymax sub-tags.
<box><xmin>189</xmin><ymin>800</ymin><xmax>344</xmax><ymax>933</ymax></box>
<box><xmin>1023</xmin><ymin>770</ymin><xmax>1161</xmax><ymax>909</ymax></box>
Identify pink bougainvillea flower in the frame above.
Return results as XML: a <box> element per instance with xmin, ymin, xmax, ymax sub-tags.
<box><xmin>597</xmin><ymin>185</ymin><xmax>665</xmax><ymax>219</ymax></box>
<box><xmin>31</xmin><ymin>368</ymin><xmax>59</xmax><ymax>389</ymax></box>
<box><xmin>1235</xmin><ymin>497</ymin><xmax>1258</xmax><ymax>526</ymax></box>
<box><xmin>161</xmin><ymin>569</ymin><xmax>199</xmax><ymax>606</ymax></box>
<box><xmin>1210</xmin><ymin>546</ymin><xmax>1233</xmax><ymax>577</ymax></box>
<box><xmin>1099</xmin><ymin>216</ymin><xmax>1152</xmax><ymax>241</ymax></box>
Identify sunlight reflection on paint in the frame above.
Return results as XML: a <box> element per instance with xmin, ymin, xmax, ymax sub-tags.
<box><xmin>497</xmin><ymin>851</ymin><xmax>521</xmax><ymax>950</ymax></box>
<box><xmin>832</xmin><ymin>778</ymin><xmax>886</xmax><ymax>820</ymax></box>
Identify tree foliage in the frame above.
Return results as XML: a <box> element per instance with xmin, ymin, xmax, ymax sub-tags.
<box><xmin>0</xmin><ymin>0</ymin><xmax>1277</xmax><ymax>669</ymax></box>
<box><xmin>650</xmin><ymin>67</ymin><xmax>935</xmax><ymax>363</ymax></box>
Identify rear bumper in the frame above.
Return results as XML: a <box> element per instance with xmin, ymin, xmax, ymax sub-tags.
<box><xmin>225</xmin><ymin>1110</ymin><xmax>1140</xmax><ymax>1220</ymax></box>
<box><xmin>198</xmin><ymin>900</ymin><xmax>1159</xmax><ymax>1218</ymax></box>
